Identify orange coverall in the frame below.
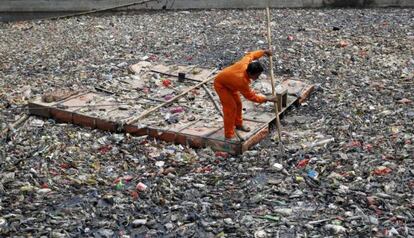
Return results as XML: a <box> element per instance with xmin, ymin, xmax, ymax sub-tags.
<box><xmin>214</xmin><ymin>50</ymin><xmax>267</xmax><ymax>139</ymax></box>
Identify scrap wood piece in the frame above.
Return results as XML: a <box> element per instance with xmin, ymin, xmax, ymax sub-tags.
<box><xmin>0</xmin><ymin>114</ymin><xmax>30</xmax><ymax>138</ymax></box>
<box><xmin>298</xmin><ymin>84</ymin><xmax>315</xmax><ymax>103</ymax></box>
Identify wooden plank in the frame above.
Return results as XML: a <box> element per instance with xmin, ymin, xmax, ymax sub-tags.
<box><xmin>28</xmin><ymin>100</ymin><xmax>54</xmax><ymax>118</ymax></box>
<box><xmin>241</xmin><ymin>126</ymin><xmax>269</xmax><ymax>153</ymax></box>
<box><xmin>181</xmin><ymin>126</ymin><xmax>221</xmax><ymax>138</ymax></box>
<box><xmin>57</xmin><ymin>92</ymin><xmax>99</xmax><ymax>109</ymax></box>
<box><xmin>233</xmin><ymin>120</ymin><xmax>267</xmax><ymax>141</ymax></box>
<box><xmin>281</xmin><ymin>80</ymin><xmax>315</xmax><ymax>103</ymax></box>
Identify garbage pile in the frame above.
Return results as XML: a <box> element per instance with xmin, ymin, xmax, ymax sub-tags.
<box><xmin>1</xmin><ymin>8</ymin><xmax>413</xmax><ymax>237</ymax></box>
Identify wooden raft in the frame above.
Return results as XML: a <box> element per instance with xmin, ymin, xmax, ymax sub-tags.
<box><xmin>28</xmin><ymin>62</ymin><xmax>314</xmax><ymax>154</ymax></box>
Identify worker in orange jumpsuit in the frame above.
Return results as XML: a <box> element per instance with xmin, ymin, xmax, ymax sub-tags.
<box><xmin>214</xmin><ymin>49</ymin><xmax>277</xmax><ymax>139</ymax></box>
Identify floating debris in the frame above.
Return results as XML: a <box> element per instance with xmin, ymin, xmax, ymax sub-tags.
<box><xmin>0</xmin><ymin>7</ymin><xmax>413</xmax><ymax>238</ymax></box>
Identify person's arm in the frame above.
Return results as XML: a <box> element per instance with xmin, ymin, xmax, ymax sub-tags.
<box><xmin>240</xmin><ymin>85</ymin><xmax>279</xmax><ymax>103</ymax></box>
<box><xmin>239</xmin><ymin>84</ymin><xmax>267</xmax><ymax>103</ymax></box>
<box><xmin>265</xmin><ymin>95</ymin><xmax>278</xmax><ymax>102</ymax></box>
<box><xmin>246</xmin><ymin>50</ymin><xmax>266</xmax><ymax>61</ymax></box>
<box><xmin>239</xmin><ymin>49</ymin><xmax>272</xmax><ymax>64</ymax></box>
<box><xmin>239</xmin><ymin>50</ymin><xmax>264</xmax><ymax>64</ymax></box>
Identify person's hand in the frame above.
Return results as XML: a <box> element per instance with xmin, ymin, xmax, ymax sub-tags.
<box><xmin>264</xmin><ymin>49</ymin><xmax>273</xmax><ymax>57</ymax></box>
<box><xmin>265</xmin><ymin>95</ymin><xmax>278</xmax><ymax>102</ymax></box>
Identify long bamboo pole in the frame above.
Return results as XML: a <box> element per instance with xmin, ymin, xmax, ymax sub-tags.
<box><xmin>266</xmin><ymin>7</ymin><xmax>283</xmax><ymax>147</ymax></box>
<box><xmin>202</xmin><ymin>84</ymin><xmax>223</xmax><ymax>117</ymax></box>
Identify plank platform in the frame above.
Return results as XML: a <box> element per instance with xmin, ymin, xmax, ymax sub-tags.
<box><xmin>28</xmin><ymin>62</ymin><xmax>314</xmax><ymax>154</ymax></box>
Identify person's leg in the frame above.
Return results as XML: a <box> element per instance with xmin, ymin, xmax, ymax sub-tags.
<box><xmin>232</xmin><ymin>91</ymin><xmax>250</xmax><ymax>132</ymax></box>
<box><xmin>214</xmin><ymin>83</ymin><xmax>237</xmax><ymax>139</ymax></box>
<box><xmin>232</xmin><ymin>91</ymin><xmax>243</xmax><ymax>127</ymax></box>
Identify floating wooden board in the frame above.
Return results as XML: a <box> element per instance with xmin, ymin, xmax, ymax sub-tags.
<box><xmin>28</xmin><ymin>62</ymin><xmax>315</xmax><ymax>154</ymax></box>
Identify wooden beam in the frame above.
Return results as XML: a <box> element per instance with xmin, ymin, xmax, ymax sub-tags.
<box><xmin>126</xmin><ymin>74</ymin><xmax>216</xmax><ymax>125</ymax></box>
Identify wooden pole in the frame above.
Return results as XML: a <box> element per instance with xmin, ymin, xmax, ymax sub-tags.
<box><xmin>266</xmin><ymin>7</ymin><xmax>283</xmax><ymax>147</ymax></box>
<box><xmin>126</xmin><ymin>74</ymin><xmax>216</xmax><ymax>125</ymax></box>
<box><xmin>202</xmin><ymin>84</ymin><xmax>223</xmax><ymax>117</ymax></box>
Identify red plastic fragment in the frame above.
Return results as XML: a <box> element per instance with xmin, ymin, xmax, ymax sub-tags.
<box><xmin>215</xmin><ymin>151</ymin><xmax>229</xmax><ymax>158</ymax></box>
<box><xmin>41</xmin><ymin>183</ymin><xmax>49</xmax><ymax>189</ymax></box>
<box><xmin>130</xmin><ymin>191</ymin><xmax>139</xmax><ymax>200</ymax></box>
<box><xmin>296</xmin><ymin>159</ymin><xmax>310</xmax><ymax>168</ymax></box>
<box><xmin>372</xmin><ymin>167</ymin><xmax>392</xmax><ymax>176</ymax></box>
<box><xmin>98</xmin><ymin>145</ymin><xmax>112</xmax><ymax>154</ymax></box>
<box><xmin>162</xmin><ymin>79</ymin><xmax>172</xmax><ymax>87</ymax></box>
